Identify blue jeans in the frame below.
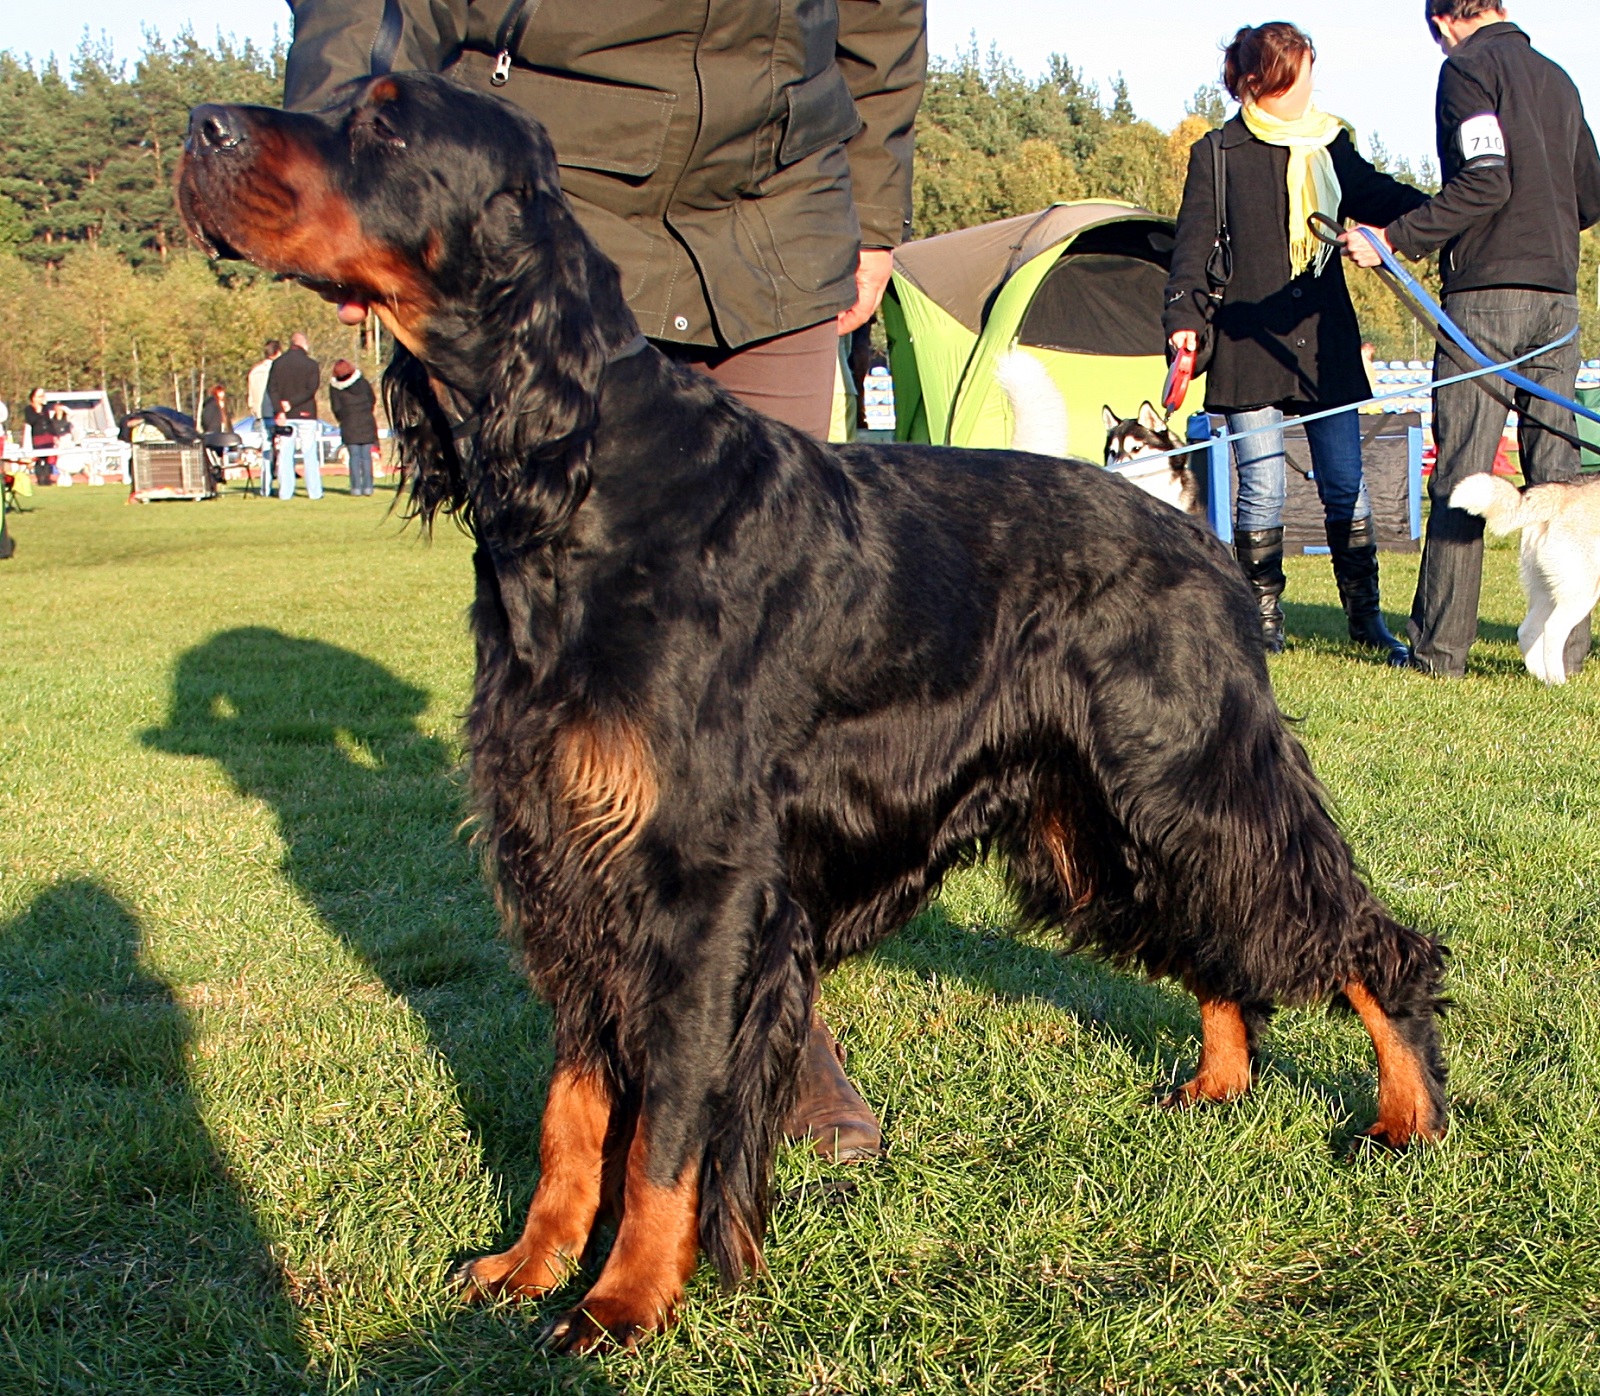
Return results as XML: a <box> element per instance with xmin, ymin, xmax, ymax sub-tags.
<box><xmin>258</xmin><ymin>396</ymin><xmax>275</xmax><ymax>494</ymax></box>
<box><xmin>346</xmin><ymin>442</ymin><xmax>374</xmax><ymax>495</ymax></box>
<box><xmin>1226</xmin><ymin>405</ymin><xmax>1372</xmax><ymax>533</ymax></box>
<box><xmin>276</xmin><ymin>420</ymin><xmax>323</xmax><ymax>500</ymax></box>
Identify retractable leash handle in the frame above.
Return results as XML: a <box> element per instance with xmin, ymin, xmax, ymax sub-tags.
<box><xmin>1162</xmin><ymin>343</ymin><xmax>1196</xmax><ymax>416</ymax></box>
<box><xmin>1310</xmin><ymin>213</ymin><xmax>1600</xmax><ymax>429</ymax></box>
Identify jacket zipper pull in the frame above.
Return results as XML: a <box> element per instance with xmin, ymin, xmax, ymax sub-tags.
<box><xmin>491</xmin><ymin>50</ymin><xmax>512</xmax><ymax>86</ymax></box>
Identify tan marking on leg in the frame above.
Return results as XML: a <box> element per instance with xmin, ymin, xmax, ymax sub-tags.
<box><xmin>459</xmin><ymin>1067</ymin><xmax>611</xmax><ymax>1301</ymax></box>
<box><xmin>1163</xmin><ymin>998</ymin><xmax>1252</xmax><ymax>1108</ymax></box>
<box><xmin>1039</xmin><ymin>806</ymin><xmax>1093</xmax><ymax>912</ymax></box>
<box><xmin>555</xmin><ymin>715</ymin><xmax>658</xmax><ymax>869</ymax></box>
<box><xmin>546</xmin><ymin>1115</ymin><xmax>700</xmax><ymax>1352</ymax></box>
<box><xmin>1345</xmin><ymin>980</ymin><xmax>1443</xmax><ymax>1147</ymax></box>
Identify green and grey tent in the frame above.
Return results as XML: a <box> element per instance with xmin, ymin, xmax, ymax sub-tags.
<box><xmin>882</xmin><ymin>200</ymin><xmax>1205</xmax><ymax>459</ymax></box>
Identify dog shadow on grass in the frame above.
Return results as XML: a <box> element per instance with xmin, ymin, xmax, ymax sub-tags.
<box><xmin>143</xmin><ymin>627</ymin><xmax>619</xmax><ymax>1391</ymax></box>
<box><xmin>0</xmin><ymin>879</ymin><xmax>309</xmax><ymax>1391</ymax></box>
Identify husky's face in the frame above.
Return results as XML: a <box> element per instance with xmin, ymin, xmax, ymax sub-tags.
<box><xmin>1103</xmin><ymin>402</ymin><xmax>1181</xmax><ymax>466</ymax></box>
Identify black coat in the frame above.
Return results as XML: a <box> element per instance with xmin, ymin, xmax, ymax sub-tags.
<box><xmin>1386</xmin><ymin>23</ymin><xmax>1600</xmax><ymax>295</ymax></box>
<box><xmin>328</xmin><ymin>374</ymin><xmax>378</xmax><ymax>446</ymax></box>
<box><xmin>266</xmin><ymin>346</ymin><xmax>321</xmax><ymax>419</ymax></box>
<box><xmin>1164</xmin><ymin>116</ymin><xmax>1429</xmax><ymax>413</ymax></box>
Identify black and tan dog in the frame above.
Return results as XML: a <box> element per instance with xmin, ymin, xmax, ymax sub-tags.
<box><xmin>178</xmin><ymin>74</ymin><xmax>1447</xmax><ymax>1352</ymax></box>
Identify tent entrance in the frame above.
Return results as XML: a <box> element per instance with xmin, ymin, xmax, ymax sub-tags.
<box><xmin>1016</xmin><ymin>220</ymin><xmax>1175</xmax><ymax>359</ymax></box>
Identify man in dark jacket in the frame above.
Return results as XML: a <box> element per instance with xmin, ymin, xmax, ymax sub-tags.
<box><xmin>1346</xmin><ymin>2</ymin><xmax>1600</xmax><ymax>679</ymax></box>
<box><xmin>282</xmin><ymin>0</ymin><xmax>925</xmax><ymax>1156</ymax></box>
<box><xmin>266</xmin><ymin>331</ymin><xmax>325</xmax><ymax>500</ymax></box>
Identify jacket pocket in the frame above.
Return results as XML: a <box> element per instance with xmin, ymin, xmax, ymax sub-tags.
<box><xmin>778</xmin><ymin>67</ymin><xmax>862</xmax><ymax>168</ymax></box>
<box><xmin>446</xmin><ymin>51</ymin><xmax>677</xmax><ymax>178</ymax></box>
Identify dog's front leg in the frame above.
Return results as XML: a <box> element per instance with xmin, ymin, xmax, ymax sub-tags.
<box><xmin>1162</xmin><ymin>997</ymin><xmax>1262</xmax><ymax>1108</ymax></box>
<box><xmin>543</xmin><ymin>1102</ymin><xmax>702</xmax><ymax>1353</ymax></box>
<box><xmin>457</xmin><ymin>1062</ymin><xmax>614</xmax><ymax>1301</ymax></box>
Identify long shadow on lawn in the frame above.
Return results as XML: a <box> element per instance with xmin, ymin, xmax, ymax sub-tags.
<box><xmin>0</xmin><ymin>879</ymin><xmax>308</xmax><ymax>1392</ymax></box>
<box><xmin>144</xmin><ymin>628</ymin><xmax>619</xmax><ymax>1391</ymax></box>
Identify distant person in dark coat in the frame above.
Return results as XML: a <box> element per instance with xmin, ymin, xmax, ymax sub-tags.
<box><xmin>1165</xmin><ymin>23</ymin><xmax>1429</xmax><ymax>663</ymax></box>
<box><xmin>266</xmin><ymin>332</ymin><xmax>323</xmax><ymax>500</ymax></box>
<box><xmin>328</xmin><ymin>359</ymin><xmax>379</xmax><ymax>496</ymax></box>
<box><xmin>200</xmin><ymin>384</ymin><xmax>233</xmax><ymax>435</ymax></box>
<box><xmin>23</xmin><ymin>388</ymin><xmax>64</xmax><ymax>487</ymax></box>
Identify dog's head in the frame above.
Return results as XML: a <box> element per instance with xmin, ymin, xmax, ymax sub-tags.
<box><xmin>1102</xmin><ymin>402</ymin><xmax>1181</xmax><ymax>467</ymax></box>
<box><xmin>177</xmin><ymin>73</ymin><xmax>637</xmax><ymax>535</ymax></box>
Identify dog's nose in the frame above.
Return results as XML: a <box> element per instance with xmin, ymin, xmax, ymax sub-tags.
<box><xmin>189</xmin><ymin>104</ymin><xmax>244</xmax><ymax>153</ymax></box>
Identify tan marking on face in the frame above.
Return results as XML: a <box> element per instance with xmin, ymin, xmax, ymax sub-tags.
<box><xmin>185</xmin><ymin>119</ymin><xmax>437</xmax><ymax>347</ymax></box>
<box><xmin>555</xmin><ymin>715</ymin><xmax>658</xmax><ymax>867</ymax></box>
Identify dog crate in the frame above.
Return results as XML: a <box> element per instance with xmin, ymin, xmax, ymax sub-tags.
<box><xmin>1186</xmin><ymin>412</ymin><xmax>1424</xmax><ymax>553</ymax></box>
<box><xmin>131</xmin><ymin>441</ymin><xmax>214</xmax><ymax>500</ymax></box>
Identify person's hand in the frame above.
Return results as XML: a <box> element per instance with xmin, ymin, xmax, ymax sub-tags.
<box><xmin>1340</xmin><ymin>226</ymin><xmax>1390</xmax><ymax>268</ymax></box>
<box><xmin>837</xmin><ymin>248</ymin><xmax>894</xmax><ymax>335</ymax></box>
<box><xmin>1169</xmin><ymin>330</ymin><xmax>1197</xmax><ymax>354</ymax></box>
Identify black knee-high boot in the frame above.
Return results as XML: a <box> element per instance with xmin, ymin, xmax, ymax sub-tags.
<box><xmin>1234</xmin><ymin>527</ymin><xmax>1286</xmax><ymax>653</ymax></box>
<box><xmin>1326</xmin><ymin>516</ymin><xmax>1409</xmax><ymax>667</ymax></box>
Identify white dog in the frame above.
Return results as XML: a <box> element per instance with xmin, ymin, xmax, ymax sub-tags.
<box><xmin>1450</xmin><ymin>472</ymin><xmax>1600</xmax><ymax>684</ymax></box>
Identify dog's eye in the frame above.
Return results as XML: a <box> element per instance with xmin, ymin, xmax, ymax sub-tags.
<box><xmin>355</xmin><ymin>109</ymin><xmax>407</xmax><ymax>151</ymax></box>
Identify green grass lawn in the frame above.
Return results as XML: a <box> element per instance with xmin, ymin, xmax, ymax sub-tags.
<box><xmin>2</xmin><ymin>483</ymin><xmax>1598</xmax><ymax>1395</ymax></box>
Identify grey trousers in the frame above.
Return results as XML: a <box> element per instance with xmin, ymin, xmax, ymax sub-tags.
<box><xmin>1409</xmin><ymin>287</ymin><xmax>1592</xmax><ymax>677</ymax></box>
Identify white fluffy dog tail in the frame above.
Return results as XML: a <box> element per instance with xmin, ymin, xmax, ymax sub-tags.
<box><xmin>1450</xmin><ymin>473</ymin><xmax>1563</xmax><ymax>535</ymax></box>
<box><xmin>995</xmin><ymin>350</ymin><xmax>1069</xmax><ymax>457</ymax></box>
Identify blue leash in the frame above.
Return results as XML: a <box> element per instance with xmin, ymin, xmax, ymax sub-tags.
<box><xmin>1311</xmin><ymin>213</ymin><xmax>1600</xmax><ymax>429</ymax></box>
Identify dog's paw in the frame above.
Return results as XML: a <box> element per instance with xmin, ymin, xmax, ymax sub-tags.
<box><xmin>541</xmin><ymin>1296</ymin><xmax>660</xmax><ymax>1354</ymax></box>
<box><xmin>453</xmin><ymin>1248</ymin><xmax>571</xmax><ymax>1304</ymax></box>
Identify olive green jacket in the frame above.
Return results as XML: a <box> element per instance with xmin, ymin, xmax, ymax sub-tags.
<box><xmin>284</xmin><ymin>0</ymin><xmax>926</xmax><ymax>348</ymax></box>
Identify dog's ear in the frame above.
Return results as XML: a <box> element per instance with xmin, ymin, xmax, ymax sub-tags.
<box><xmin>471</xmin><ymin>186</ymin><xmax>616</xmax><ymax>542</ymax></box>
<box><xmin>1102</xmin><ymin>405</ymin><xmax>1120</xmax><ymax>433</ymax></box>
<box><xmin>1137</xmin><ymin>401</ymin><xmax>1165</xmax><ymax>434</ymax></box>
<box><xmin>385</xmin><ymin>340</ymin><xmax>466</xmax><ymax>528</ymax></box>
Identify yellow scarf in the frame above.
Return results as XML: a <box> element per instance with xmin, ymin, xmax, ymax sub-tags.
<box><xmin>1240</xmin><ymin>102</ymin><xmax>1350</xmax><ymax>278</ymax></box>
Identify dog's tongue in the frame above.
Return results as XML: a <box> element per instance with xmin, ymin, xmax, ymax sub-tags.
<box><xmin>336</xmin><ymin>299</ymin><xmax>370</xmax><ymax>325</ymax></box>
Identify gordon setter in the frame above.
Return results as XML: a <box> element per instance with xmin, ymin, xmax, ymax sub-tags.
<box><xmin>177</xmin><ymin>74</ymin><xmax>1447</xmax><ymax>1352</ymax></box>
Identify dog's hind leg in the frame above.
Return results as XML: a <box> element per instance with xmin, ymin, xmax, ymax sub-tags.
<box><xmin>1517</xmin><ymin>556</ymin><xmax>1559</xmax><ymax>682</ymax></box>
<box><xmin>1162</xmin><ymin>998</ymin><xmax>1270</xmax><ymax>1108</ymax></box>
<box><xmin>457</xmin><ymin>1064</ymin><xmax>615</xmax><ymax>1301</ymax></box>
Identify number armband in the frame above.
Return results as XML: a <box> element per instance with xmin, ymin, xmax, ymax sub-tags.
<box><xmin>1457</xmin><ymin>112</ymin><xmax>1507</xmax><ymax>166</ymax></box>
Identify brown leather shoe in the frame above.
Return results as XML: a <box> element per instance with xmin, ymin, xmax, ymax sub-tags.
<box><xmin>785</xmin><ymin>1010</ymin><xmax>884</xmax><ymax>1162</ymax></box>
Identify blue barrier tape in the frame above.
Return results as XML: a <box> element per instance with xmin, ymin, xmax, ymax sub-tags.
<box><xmin>1103</xmin><ymin>326</ymin><xmax>1576</xmax><ymax>478</ymax></box>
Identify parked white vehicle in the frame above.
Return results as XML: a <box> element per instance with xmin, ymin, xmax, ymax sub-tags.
<box><xmin>41</xmin><ymin>390</ymin><xmax>133</xmax><ymax>484</ymax></box>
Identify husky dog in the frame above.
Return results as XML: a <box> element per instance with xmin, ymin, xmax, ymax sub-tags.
<box><xmin>1102</xmin><ymin>402</ymin><xmax>1204</xmax><ymax>517</ymax></box>
<box><xmin>1451</xmin><ymin>472</ymin><xmax>1600</xmax><ymax>684</ymax></box>
<box><xmin>993</xmin><ymin>353</ymin><xmax>1202</xmax><ymax>517</ymax></box>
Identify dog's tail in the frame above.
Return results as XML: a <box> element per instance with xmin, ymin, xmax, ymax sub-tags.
<box><xmin>995</xmin><ymin>350</ymin><xmax>1069</xmax><ymax>457</ymax></box>
<box><xmin>1450</xmin><ymin>473</ymin><xmax>1564</xmax><ymax>535</ymax></box>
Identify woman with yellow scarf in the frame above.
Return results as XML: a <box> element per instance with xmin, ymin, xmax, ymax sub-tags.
<box><xmin>1164</xmin><ymin>23</ymin><xmax>1429</xmax><ymax>662</ymax></box>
